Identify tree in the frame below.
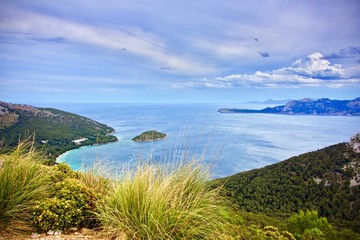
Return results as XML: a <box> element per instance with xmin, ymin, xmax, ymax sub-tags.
<box><xmin>287</xmin><ymin>210</ymin><xmax>334</xmax><ymax>240</ymax></box>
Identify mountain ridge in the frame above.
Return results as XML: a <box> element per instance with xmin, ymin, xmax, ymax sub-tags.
<box><xmin>219</xmin><ymin>97</ymin><xmax>360</xmax><ymax>116</ymax></box>
<box><xmin>0</xmin><ymin>101</ymin><xmax>117</xmax><ymax>162</ymax></box>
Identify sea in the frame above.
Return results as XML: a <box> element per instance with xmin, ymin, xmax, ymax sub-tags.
<box><xmin>42</xmin><ymin>103</ymin><xmax>360</xmax><ymax>179</ymax></box>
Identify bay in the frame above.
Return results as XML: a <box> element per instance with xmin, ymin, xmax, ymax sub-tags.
<box><xmin>45</xmin><ymin>103</ymin><xmax>360</xmax><ymax>178</ymax></box>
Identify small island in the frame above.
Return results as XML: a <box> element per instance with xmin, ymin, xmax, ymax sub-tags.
<box><xmin>132</xmin><ymin>130</ymin><xmax>167</xmax><ymax>142</ymax></box>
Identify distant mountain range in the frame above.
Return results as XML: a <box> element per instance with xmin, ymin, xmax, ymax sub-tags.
<box><xmin>219</xmin><ymin>97</ymin><xmax>360</xmax><ymax>116</ymax></box>
<box><xmin>246</xmin><ymin>99</ymin><xmax>292</xmax><ymax>104</ymax></box>
<box><xmin>0</xmin><ymin>101</ymin><xmax>117</xmax><ymax>162</ymax></box>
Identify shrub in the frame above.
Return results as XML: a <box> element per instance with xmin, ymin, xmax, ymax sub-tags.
<box><xmin>287</xmin><ymin>210</ymin><xmax>334</xmax><ymax>240</ymax></box>
<box><xmin>240</xmin><ymin>225</ymin><xmax>295</xmax><ymax>240</ymax></box>
<box><xmin>0</xmin><ymin>141</ymin><xmax>51</xmax><ymax>236</ymax></box>
<box><xmin>52</xmin><ymin>162</ymin><xmax>78</xmax><ymax>181</ymax></box>
<box><xmin>32</xmin><ymin>178</ymin><xmax>98</xmax><ymax>232</ymax></box>
<box><xmin>302</xmin><ymin>227</ymin><xmax>325</xmax><ymax>240</ymax></box>
<box><xmin>97</xmin><ymin>161</ymin><xmax>232</xmax><ymax>239</ymax></box>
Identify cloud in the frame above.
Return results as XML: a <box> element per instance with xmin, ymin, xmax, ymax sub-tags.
<box><xmin>0</xmin><ymin>8</ymin><xmax>215</xmax><ymax>75</ymax></box>
<box><xmin>259</xmin><ymin>51</ymin><xmax>270</xmax><ymax>57</ymax></box>
<box><xmin>326</xmin><ymin>46</ymin><xmax>360</xmax><ymax>60</ymax></box>
<box><xmin>176</xmin><ymin>52</ymin><xmax>360</xmax><ymax>88</ymax></box>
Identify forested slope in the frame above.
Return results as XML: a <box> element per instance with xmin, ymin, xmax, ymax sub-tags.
<box><xmin>0</xmin><ymin>101</ymin><xmax>117</xmax><ymax>162</ymax></box>
<box><xmin>212</xmin><ymin>134</ymin><xmax>360</xmax><ymax>232</ymax></box>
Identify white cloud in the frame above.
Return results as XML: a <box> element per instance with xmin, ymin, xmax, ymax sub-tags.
<box><xmin>176</xmin><ymin>52</ymin><xmax>360</xmax><ymax>88</ymax></box>
<box><xmin>0</xmin><ymin>8</ymin><xmax>215</xmax><ymax>75</ymax></box>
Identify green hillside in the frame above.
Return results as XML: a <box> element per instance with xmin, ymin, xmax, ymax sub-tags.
<box><xmin>0</xmin><ymin>101</ymin><xmax>117</xmax><ymax>162</ymax></box>
<box><xmin>212</xmin><ymin>134</ymin><xmax>360</xmax><ymax>233</ymax></box>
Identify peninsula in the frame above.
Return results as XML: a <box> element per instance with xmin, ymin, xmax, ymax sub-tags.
<box><xmin>0</xmin><ymin>101</ymin><xmax>117</xmax><ymax>163</ymax></box>
<box><xmin>132</xmin><ymin>130</ymin><xmax>167</xmax><ymax>142</ymax></box>
<box><xmin>218</xmin><ymin>97</ymin><xmax>360</xmax><ymax>116</ymax></box>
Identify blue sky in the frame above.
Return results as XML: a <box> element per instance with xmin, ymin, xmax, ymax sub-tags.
<box><xmin>0</xmin><ymin>0</ymin><xmax>359</xmax><ymax>104</ymax></box>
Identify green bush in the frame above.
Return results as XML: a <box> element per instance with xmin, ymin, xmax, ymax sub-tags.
<box><xmin>32</xmin><ymin>178</ymin><xmax>98</xmax><ymax>232</ymax></box>
<box><xmin>240</xmin><ymin>225</ymin><xmax>295</xmax><ymax>240</ymax></box>
<box><xmin>287</xmin><ymin>210</ymin><xmax>334</xmax><ymax>240</ymax></box>
<box><xmin>97</xmin><ymin>161</ymin><xmax>232</xmax><ymax>239</ymax></box>
<box><xmin>302</xmin><ymin>227</ymin><xmax>325</xmax><ymax>240</ymax></box>
<box><xmin>0</xmin><ymin>141</ymin><xmax>51</xmax><ymax>236</ymax></box>
<box><xmin>52</xmin><ymin>162</ymin><xmax>78</xmax><ymax>181</ymax></box>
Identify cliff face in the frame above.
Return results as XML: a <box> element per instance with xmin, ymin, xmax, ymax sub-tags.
<box><xmin>218</xmin><ymin>97</ymin><xmax>360</xmax><ymax>116</ymax></box>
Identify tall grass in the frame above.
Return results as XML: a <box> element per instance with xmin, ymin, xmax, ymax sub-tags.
<box><xmin>77</xmin><ymin>160</ymin><xmax>113</xmax><ymax>197</ymax></box>
<box><xmin>97</xmin><ymin>160</ymin><xmax>232</xmax><ymax>239</ymax></box>
<box><xmin>0</xmin><ymin>140</ymin><xmax>52</xmax><ymax>236</ymax></box>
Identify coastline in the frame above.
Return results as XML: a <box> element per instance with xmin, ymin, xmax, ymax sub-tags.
<box><xmin>55</xmin><ymin>138</ymin><xmax>118</xmax><ymax>164</ymax></box>
<box><xmin>55</xmin><ymin>150</ymin><xmax>71</xmax><ymax>163</ymax></box>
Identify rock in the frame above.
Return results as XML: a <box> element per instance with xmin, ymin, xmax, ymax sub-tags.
<box><xmin>350</xmin><ymin>132</ymin><xmax>360</xmax><ymax>153</ymax></box>
<box><xmin>80</xmin><ymin>228</ymin><xmax>94</xmax><ymax>235</ymax></box>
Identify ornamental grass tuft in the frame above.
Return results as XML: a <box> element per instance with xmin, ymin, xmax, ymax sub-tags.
<box><xmin>96</xmin><ymin>160</ymin><xmax>232</xmax><ymax>239</ymax></box>
<box><xmin>0</xmin><ymin>140</ymin><xmax>52</xmax><ymax>237</ymax></box>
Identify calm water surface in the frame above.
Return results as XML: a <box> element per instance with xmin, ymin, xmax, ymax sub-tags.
<box><xmin>43</xmin><ymin>103</ymin><xmax>360</xmax><ymax>178</ymax></box>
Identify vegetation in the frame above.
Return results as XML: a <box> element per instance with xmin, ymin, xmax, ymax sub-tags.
<box><xmin>132</xmin><ymin>130</ymin><xmax>167</xmax><ymax>142</ymax></box>
<box><xmin>0</xmin><ymin>141</ymin><xmax>52</xmax><ymax>237</ymax></box>
<box><xmin>211</xmin><ymin>142</ymin><xmax>360</xmax><ymax>233</ymax></box>
<box><xmin>287</xmin><ymin>210</ymin><xmax>334</xmax><ymax>240</ymax></box>
<box><xmin>0</xmin><ymin>101</ymin><xmax>117</xmax><ymax>163</ymax></box>
<box><xmin>239</xmin><ymin>225</ymin><xmax>295</xmax><ymax>240</ymax></box>
<box><xmin>1</xmin><ymin>139</ymin><xmax>360</xmax><ymax>239</ymax></box>
<box><xmin>96</xmin><ymin>161</ymin><xmax>232</xmax><ymax>239</ymax></box>
<box><xmin>32</xmin><ymin>177</ymin><xmax>99</xmax><ymax>232</ymax></box>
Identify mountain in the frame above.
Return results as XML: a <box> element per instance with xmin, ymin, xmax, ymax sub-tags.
<box><xmin>0</xmin><ymin>101</ymin><xmax>117</xmax><ymax>162</ymax></box>
<box><xmin>246</xmin><ymin>99</ymin><xmax>292</xmax><ymax>104</ymax></box>
<box><xmin>219</xmin><ymin>97</ymin><xmax>360</xmax><ymax>116</ymax></box>
<box><xmin>211</xmin><ymin>133</ymin><xmax>360</xmax><ymax>232</ymax></box>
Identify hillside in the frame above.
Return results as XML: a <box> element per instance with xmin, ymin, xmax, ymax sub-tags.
<box><xmin>219</xmin><ymin>97</ymin><xmax>360</xmax><ymax>116</ymax></box>
<box><xmin>212</xmin><ymin>133</ymin><xmax>360</xmax><ymax>232</ymax></box>
<box><xmin>0</xmin><ymin>101</ymin><xmax>117</xmax><ymax>162</ymax></box>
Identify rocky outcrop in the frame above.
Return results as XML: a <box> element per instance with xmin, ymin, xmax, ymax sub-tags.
<box><xmin>350</xmin><ymin>132</ymin><xmax>360</xmax><ymax>153</ymax></box>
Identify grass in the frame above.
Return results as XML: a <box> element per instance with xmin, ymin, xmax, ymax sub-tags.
<box><xmin>0</xmin><ymin>140</ymin><xmax>52</xmax><ymax>236</ymax></box>
<box><xmin>96</xmin><ymin>160</ymin><xmax>233</xmax><ymax>239</ymax></box>
<box><xmin>77</xmin><ymin>160</ymin><xmax>113</xmax><ymax>197</ymax></box>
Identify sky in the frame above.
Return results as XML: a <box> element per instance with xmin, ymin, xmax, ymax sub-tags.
<box><xmin>0</xmin><ymin>0</ymin><xmax>360</xmax><ymax>104</ymax></box>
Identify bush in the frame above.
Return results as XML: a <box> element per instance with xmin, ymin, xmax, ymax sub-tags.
<box><xmin>97</xmin><ymin>161</ymin><xmax>232</xmax><ymax>239</ymax></box>
<box><xmin>32</xmin><ymin>178</ymin><xmax>98</xmax><ymax>232</ymax></box>
<box><xmin>287</xmin><ymin>210</ymin><xmax>334</xmax><ymax>240</ymax></box>
<box><xmin>52</xmin><ymin>162</ymin><xmax>78</xmax><ymax>181</ymax></box>
<box><xmin>0</xmin><ymin>141</ymin><xmax>52</xmax><ymax>236</ymax></box>
<box><xmin>240</xmin><ymin>225</ymin><xmax>295</xmax><ymax>240</ymax></box>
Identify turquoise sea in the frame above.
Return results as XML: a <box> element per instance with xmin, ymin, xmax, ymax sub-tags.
<box><xmin>44</xmin><ymin>103</ymin><xmax>360</xmax><ymax>178</ymax></box>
